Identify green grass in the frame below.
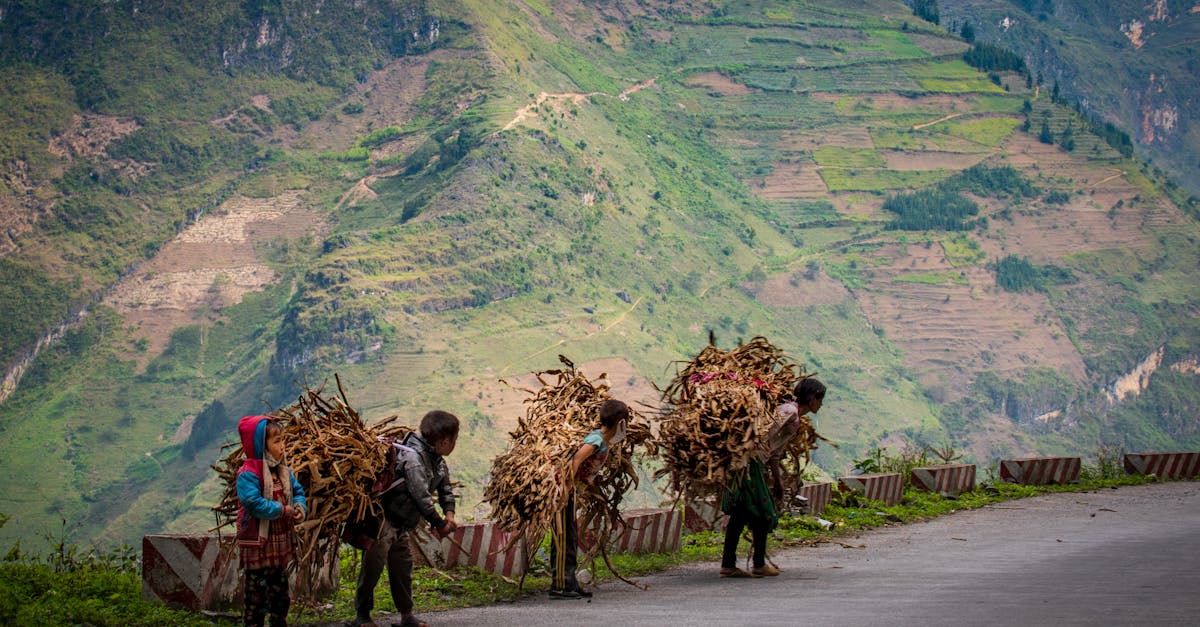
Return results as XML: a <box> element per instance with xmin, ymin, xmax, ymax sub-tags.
<box><xmin>940</xmin><ymin>233</ymin><xmax>985</xmax><ymax>267</ymax></box>
<box><xmin>819</xmin><ymin>168</ymin><xmax>952</xmax><ymax>192</ymax></box>
<box><xmin>893</xmin><ymin>271</ymin><xmax>969</xmax><ymax>285</ymax></box>
<box><xmin>937</xmin><ymin>116</ymin><xmax>1022</xmax><ymax>146</ymax></box>
<box><xmin>813</xmin><ymin>146</ymin><xmax>885</xmax><ymax>168</ymax></box>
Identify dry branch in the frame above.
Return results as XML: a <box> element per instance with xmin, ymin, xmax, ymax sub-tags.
<box><xmin>482</xmin><ymin>355</ymin><xmax>653</xmax><ymax>587</ymax></box>
<box><xmin>211</xmin><ymin>376</ymin><xmax>412</xmax><ymax>570</ymax></box>
<box><xmin>654</xmin><ymin>336</ymin><xmax>825</xmax><ymax>501</ymax></box>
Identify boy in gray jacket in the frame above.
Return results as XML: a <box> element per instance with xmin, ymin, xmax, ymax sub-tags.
<box><xmin>352</xmin><ymin>410</ymin><xmax>459</xmax><ymax>627</ymax></box>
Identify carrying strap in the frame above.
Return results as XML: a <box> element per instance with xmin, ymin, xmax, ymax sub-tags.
<box><xmin>379</xmin><ymin>441</ymin><xmax>417</xmax><ymax>495</ymax></box>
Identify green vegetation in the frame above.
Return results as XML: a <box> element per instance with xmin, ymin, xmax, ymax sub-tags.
<box><xmin>883</xmin><ymin>189</ymin><xmax>980</xmax><ymax>231</ymax></box>
<box><xmin>993</xmin><ymin>255</ymin><xmax>1076</xmax><ymax>293</ymax></box>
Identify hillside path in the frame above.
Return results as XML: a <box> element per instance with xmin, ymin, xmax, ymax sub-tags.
<box><xmin>912</xmin><ymin>112</ymin><xmax>963</xmax><ymax>130</ymax></box>
<box><xmin>408</xmin><ymin>481</ymin><xmax>1199</xmax><ymax>626</ymax></box>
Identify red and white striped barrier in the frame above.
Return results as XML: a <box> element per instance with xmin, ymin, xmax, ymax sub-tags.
<box><xmin>999</xmin><ymin>456</ymin><xmax>1080</xmax><ymax>485</ymax></box>
<box><xmin>683</xmin><ymin>497</ymin><xmax>728</xmax><ymax>533</ymax></box>
<box><xmin>1123</xmin><ymin>451</ymin><xmax>1200</xmax><ymax>479</ymax></box>
<box><xmin>838</xmin><ymin>473</ymin><xmax>904</xmax><ymax>506</ymax></box>
<box><xmin>141</xmin><ymin>534</ymin><xmax>338</xmax><ymax>611</ymax></box>
<box><xmin>443</xmin><ymin>521</ymin><xmax>527</xmax><ymax>578</ymax></box>
<box><xmin>608</xmin><ymin>508</ymin><xmax>683</xmax><ymax>555</ymax></box>
<box><xmin>409</xmin><ymin>521</ymin><xmax>527</xmax><ymax>578</ymax></box>
<box><xmin>142</xmin><ymin>534</ymin><xmax>240</xmax><ymax>611</ymax></box>
<box><xmin>797</xmin><ymin>482</ymin><xmax>833</xmax><ymax>517</ymax></box>
<box><xmin>911</xmin><ymin>464</ymin><xmax>976</xmax><ymax>497</ymax></box>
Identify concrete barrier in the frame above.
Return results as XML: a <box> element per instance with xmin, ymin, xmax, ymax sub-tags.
<box><xmin>797</xmin><ymin>482</ymin><xmax>833</xmax><ymax>517</ymax></box>
<box><xmin>999</xmin><ymin>456</ymin><xmax>1081</xmax><ymax>485</ymax></box>
<box><xmin>1123</xmin><ymin>451</ymin><xmax>1200</xmax><ymax>479</ymax></box>
<box><xmin>608</xmin><ymin>508</ymin><xmax>683</xmax><ymax>554</ymax></box>
<box><xmin>409</xmin><ymin>521</ymin><xmax>527</xmax><ymax>578</ymax></box>
<box><xmin>141</xmin><ymin>534</ymin><xmax>337</xmax><ymax>612</ymax></box>
<box><xmin>683</xmin><ymin>497</ymin><xmax>728</xmax><ymax>533</ymax></box>
<box><xmin>443</xmin><ymin>521</ymin><xmax>527</xmax><ymax>578</ymax></box>
<box><xmin>911</xmin><ymin>464</ymin><xmax>976</xmax><ymax>497</ymax></box>
<box><xmin>838</xmin><ymin>472</ymin><xmax>903</xmax><ymax>506</ymax></box>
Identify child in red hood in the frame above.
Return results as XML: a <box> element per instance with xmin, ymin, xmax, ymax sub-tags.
<box><xmin>236</xmin><ymin>415</ymin><xmax>307</xmax><ymax>627</ymax></box>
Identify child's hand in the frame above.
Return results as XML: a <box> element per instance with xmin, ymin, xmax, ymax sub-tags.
<box><xmin>435</xmin><ymin>519</ymin><xmax>458</xmax><ymax>539</ymax></box>
<box><xmin>291</xmin><ymin>505</ymin><xmax>305</xmax><ymax>522</ymax></box>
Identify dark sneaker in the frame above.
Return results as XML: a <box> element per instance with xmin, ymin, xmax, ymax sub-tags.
<box><xmin>571</xmin><ymin>587</ymin><xmax>594</xmax><ymax>598</ymax></box>
<box><xmin>548</xmin><ymin>588</ymin><xmax>584</xmax><ymax>599</ymax></box>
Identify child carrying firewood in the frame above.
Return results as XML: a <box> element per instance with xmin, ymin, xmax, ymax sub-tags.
<box><xmin>549</xmin><ymin>399</ymin><xmax>629</xmax><ymax>599</ymax></box>
<box><xmin>236</xmin><ymin>415</ymin><xmax>307</xmax><ymax>627</ymax></box>
<box><xmin>351</xmin><ymin>410</ymin><xmax>460</xmax><ymax>627</ymax></box>
<box><xmin>720</xmin><ymin>377</ymin><xmax>825</xmax><ymax>578</ymax></box>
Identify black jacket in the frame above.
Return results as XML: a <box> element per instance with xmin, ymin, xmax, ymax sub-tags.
<box><xmin>379</xmin><ymin>432</ymin><xmax>456</xmax><ymax>532</ymax></box>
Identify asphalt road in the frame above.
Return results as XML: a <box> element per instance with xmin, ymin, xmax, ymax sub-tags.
<box><xmin>405</xmin><ymin>481</ymin><xmax>1200</xmax><ymax>627</ymax></box>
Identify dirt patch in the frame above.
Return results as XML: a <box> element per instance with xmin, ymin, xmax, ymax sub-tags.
<box><xmin>292</xmin><ymin>54</ymin><xmax>440</xmax><ymax>153</ymax></box>
<box><xmin>753</xmin><ymin>271</ymin><xmax>854</xmax><ymax>308</ymax></box>
<box><xmin>884</xmin><ymin>150</ymin><xmax>988</xmax><ymax>171</ymax></box>
<box><xmin>47</xmin><ymin>113</ymin><xmax>140</xmax><ymax>159</ymax></box>
<box><xmin>832</xmin><ymin>193</ymin><xmax>885</xmax><ymax>219</ymax></box>
<box><xmin>985</xmin><ymin>133</ymin><xmax>1193</xmax><ymax>260</ymax></box>
<box><xmin>753</xmin><ymin>162</ymin><xmax>829</xmax><ymax>198</ymax></box>
<box><xmin>810</xmin><ymin>92</ymin><xmax>969</xmax><ymax>113</ymax></box>
<box><xmin>501</xmin><ymin>91</ymin><xmax>599</xmax><ymax>132</ymax></box>
<box><xmin>684</xmin><ymin>71</ymin><xmax>755</xmax><ymax>96</ymax></box>
<box><xmin>906</xmin><ymin>33</ymin><xmax>971</xmax><ymax>56</ymax></box>
<box><xmin>104</xmin><ymin>189</ymin><xmax>323</xmax><ymax>361</ymax></box>
<box><xmin>0</xmin><ymin>161</ymin><xmax>51</xmax><ymax>256</ymax></box>
<box><xmin>779</xmin><ymin>127</ymin><xmax>874</xmax><ymax>151</ymax></box>
<box><xmin>855</xmin><ymin>240</ymin><xmax>1087</xmax><ymax>400</ymax></box>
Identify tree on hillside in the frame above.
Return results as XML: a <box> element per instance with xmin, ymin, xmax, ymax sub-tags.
<box><xmin>912</xmin><ymin>0</ymin><xmax>940</xmax><ymax>25</ymax></box>
<box><xmin>883</xmin><ymin>189</ymin><xmax>979</xmax><ymax>231</ymax></box>
<box><xmin>1039</xmin><ymin>120</ymin><xmax>1054</xmax><ymax>144</ymax></box>
<box><xmin>961</xmin><ymin>21</ymin><xmax>975</xmax><ymax>43</ymax></box>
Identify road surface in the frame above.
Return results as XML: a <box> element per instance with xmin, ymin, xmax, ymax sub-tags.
<box><xmin>379</xmin><ymin>481</ymin><xmax>1200</xmax><ymax>626</ymax></box>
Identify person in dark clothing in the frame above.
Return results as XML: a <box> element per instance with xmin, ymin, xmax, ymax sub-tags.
<box><xmin>351</xmin><ymin>410</ymin><xmax>459</xmax><ymax>627</ymax></box>
<box><xmin>720</xmin><ymin>377</ymin><xmax>825</xmax><ymax>578</ymax></box>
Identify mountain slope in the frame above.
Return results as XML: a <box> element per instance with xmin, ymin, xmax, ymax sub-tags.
<box><xmin>1</xmin><ymin>0</ymin><xmax>1197</xmax><ymax>551</ymax></box>
<box><xmin>937</xmin><ymin>0</ymin><xmax>1200</xmax><ymax>199</ymax></box>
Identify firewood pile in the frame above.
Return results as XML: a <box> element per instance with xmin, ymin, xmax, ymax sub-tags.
<box><xmin>211</xmin><ymin>376</ymin><xmax>411</xmax><ymax>564</ymax></box>
<box><xmin>655</xmin><ymin>336</ymin><xmax>823</xmax><ymax>500</ymax></box>
<box><xmin>482</xmin><ymin>355</ymin><xmax>653</xmax><ymax>585</ymax></box>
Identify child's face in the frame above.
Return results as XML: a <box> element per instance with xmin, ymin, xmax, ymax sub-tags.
<box><xmin>265</xmin><ymin>428</ymin><xmax>285</xmax><ymax>461</ymax></box>
<box><xmin>434</xmin><ymin>434</ymin><xmax>457</xmax><ymax>457</ymax></box>
<box><xmin>805</xmin><ymin>396</ymin><xmax>824</xmax><ymax>414</ymax></box>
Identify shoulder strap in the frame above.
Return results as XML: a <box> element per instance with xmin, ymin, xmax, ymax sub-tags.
<box><xmin>380</xmin><ymin>442</ymin><xmax>417</xmax><ymax>494</ymax></box>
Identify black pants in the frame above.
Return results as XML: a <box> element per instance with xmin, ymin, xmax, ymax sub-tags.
<box><xmin>243</xmin><ymin>566</ymin><xmax>289</xmax><ymax>627</ymax></box>
<box><xmin>721</xmin><ymin>508</ymin><xmax>770</xmax><ymax>569</ymax></box>
<box><xmin>354</xmin><ymin>519</ymin><xmax>414</xmax><ymax>621</ymax></box>
<box><xmin>550</xmin><ymin>491</ymin><xmax>579</xmax><ymax>591</ymax></box>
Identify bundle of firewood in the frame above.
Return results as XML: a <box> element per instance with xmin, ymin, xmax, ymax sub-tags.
<box><xmin>211</xmin><ymin>376</ymin><xmax>411</xmax><ymax>563</ymax></box>
<box><xmin>482</xmin><ymin>355</ymin><xmax>652</xmax><ymax>585</ymax></box>
<box><xmin>655</xmin><ymin>336</ymin><xmax>822</xmax><ymax>499</ymax></box>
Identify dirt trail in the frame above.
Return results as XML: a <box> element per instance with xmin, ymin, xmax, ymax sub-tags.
<box><xmin>912</xmin><ymin>112</ymin><xmax>964</xmax><ymax>130</ymax></box>
<box><xmin>334</xmin><ymin>169</ymin><xmax>400</xmax><ymax>211</ymax></box>
<box><xmin>1095</xmin><ymin>167</ymin><xmax>1126</xmax><ymax>187</ymax></box>
<box><xmin>498</xmin><ymin>77</ymin><xmax>657</xmax><ymax>133</ymax></box>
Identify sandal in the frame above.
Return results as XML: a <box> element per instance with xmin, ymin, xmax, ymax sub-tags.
<box><xmin>393</xmin><ymin>616</ymin><xmax>428</xmax><ymax>627</ymax></box>
<box><xmin>752</xmin><ymin>564</ymin><xmax>780</xmax><ymax>577</ymax></box>
<box><xmin>719</xmin><ymin>567</ymin><xmax>757</xmax><ymax>578</ymax></box>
